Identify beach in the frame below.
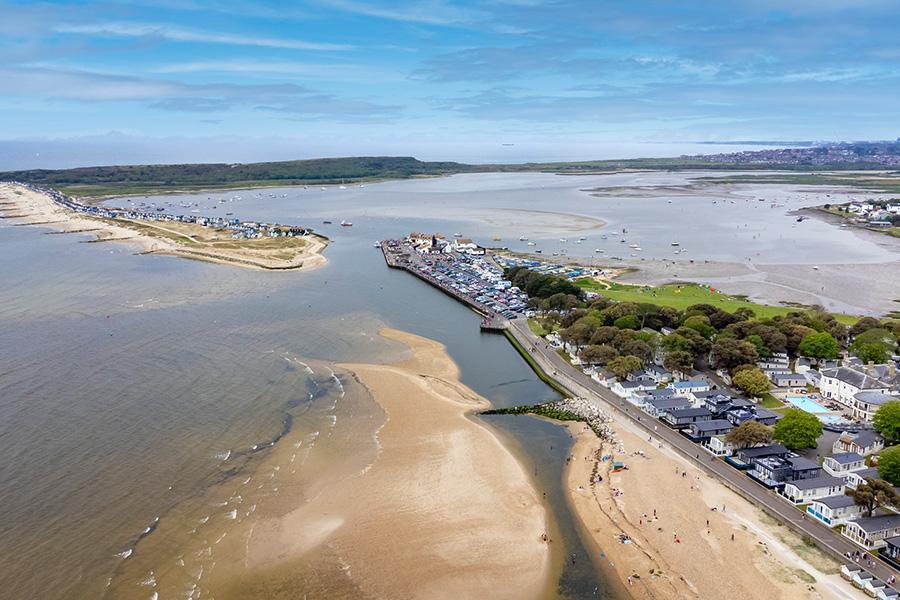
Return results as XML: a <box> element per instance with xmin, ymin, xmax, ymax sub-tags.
<box><xmin>0</xmin><ymin>182</ymin><xmax>327</xmax><ymax>271</ymax></box>
<box><xmin>564</xmin><ymin>419</ymin><xmax>862</xmax><ymax>600</ymax></box>
<box><xmin>203</xmin><ymin>328</ymin><xmax>553</xmax><ymax>599</ymax></box>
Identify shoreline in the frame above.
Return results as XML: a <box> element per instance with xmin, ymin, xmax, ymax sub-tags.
<box><xmin>0</xmin><ymin>182</ymin><xmax>328</xmax><ymax>271</ymax></box>
<box><xmin>208</xmin><ymin>328</ymin><xmax>555</xmax><ymax>599</ymax></box>
<box><xmin>562</xmin><ymin>421</ymin><xmax>858</xmax><ymax>600</ymax></box>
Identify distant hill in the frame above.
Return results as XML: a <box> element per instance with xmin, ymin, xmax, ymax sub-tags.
<box><xmin>3</xmin><ymin>142</ymin><xmax>900</xmax><ymax>198</ymax></box>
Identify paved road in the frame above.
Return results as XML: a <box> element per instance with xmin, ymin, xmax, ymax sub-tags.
<box><xmin>507</xmin><ymin>319</ymin><xmax>898</xmax><ymax>587</ymax></box>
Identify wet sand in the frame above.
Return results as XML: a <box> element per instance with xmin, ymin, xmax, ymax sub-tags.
<box><xmin>0</xmin><ymin>183</ymin><xmax>327</xmax><ymax>271</ymax></box>
<box><xmin>214</xmin><ymin>329</ymin><xmax>553</xmax><ymax>599</ymax></box>
<box><xmin>564</xmin><ymin>421</ymin><xmax>862</xmax><ymax>600</ymax></box>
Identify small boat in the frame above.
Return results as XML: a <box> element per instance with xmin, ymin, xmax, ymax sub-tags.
<box><xmin>527</xmin><ymin>241</ymin><xmax>536</xmax><ymax>246</ymax></box>
<box><xmin>594</xmin><ymin>248</ymin><xmax>604</xmax><ymax>253</ymax></box>
<box><xmin>453</xmin><ymin>233</ymin><xmax>463</xmax><ymax>237</ymax></box>
<box><xmin>323</xmin><ymin>220</ymin><xmax>332</xmax><ymax>224</ymax></box>
<box><xmin>578</xmin><ymin>236</ymin><xmax>586</xmax><ymax>241</ymax></box>
<box><xmin>519</xmin><ymin>235</ymin><xmax>529</xmax><ymax>241</ymax></box>
<box><xmin>629</xmin><ymin>243</ymin><xmax>639</xmax><ymax>249</ymax></box>
<box><xmin>340</xmin><ymin>220</ymin><xmax>352</xmax><ymax>227</ymax></box>
<box><xmin>559</xmin><ymin>238</ymin><xmax>567</xmax><ymax>243</ymax></box>
<box><xmin>535</xmin><ymin>249</ymin><xmax>542</xmax><ymax>254</ymax></box>
<box><xmin>492</xmin><ymin>236</ymin><xmax>502</xmax><ymax>241</ymax></box>
<box><xmin>812</xmin><ymin>265</ymin><xmax>819</xmax><ymax>270</ymax></box>
<box><xmin>374</xmin><ymin>241</ymin><xmax>381</xmax><ymax>248</ymax></box>
<box><xmin>671</xmin><ymin>242</ymin><xmax>680</xmax><ymax>246</ymax></box>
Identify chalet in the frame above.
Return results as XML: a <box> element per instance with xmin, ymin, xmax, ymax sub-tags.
<box><xmin>685</xmin><ymin>419</ymin><xmax>733</xmax><ymax>443</ymax></box>
<box><xmin>642</xmin><ymin>364</ymin><xmax>673</xmax><ymax>384</ymax></box>
<box><xmin>854</xmin><ymin>569</ymin><xmax>876</xmax><ymax>589</ymax></box>
<box><xmin>706</xmin><ymin>435</ymin><xmax>735</xmax><ymax>457</ymax></box>
<box><xmin>611</xmin><ymin>380</ymin><xmax>656</xmax><ymax>400</ymax></box>
<box><xmin>701</xmin><ymin>392</ymin><xmax>736</xmax><ymax>414</ymax></box>
<box><xmin>844</xmin><ymin>514</ymin><xmax>900</xmax><ymax>550</ymax></box>
<box><xmin>733</xmin><ymin>444</ymin><xmax>790</xmax><ymax>464</ymax></box>
<box><xmin>749</xmin><ymin>455</ymin><xmax>821</xmax><ymax>488</ymax></box>
<box><xmin>758</xmin><ymin>354</ymin><xmax>789</xmax><ymax>370</ymax></box>
<box><xmin>866</xmin><ymin>579</ymin><xmax>888</xmax><ymax>598</ymax></box>
<box><xmin>642</xmin><ymin>396</ymin><xmax>692</xmax><ymax>418</ymax></box>
<box><xmin>770</xmin><ymin>372</ymin><xmax>808</xmax><ymax>389</ymax></box>
<box><xmin>807</xmin><ymin>494</ymin><xmax>862</xmax><ymax>527</ymax></box>
<box><xmin>823</xmin><ymin>452</ymin><xmax>866</xmax><ymax>477</ymax></box>
<box><xmin>833</xmin><ymin>431</ymin><xmax>885</xmax><ymax>457</ymax></box>
<box><xmin>668</xmin><ymin>380</ymin><xmax>711</xmax><ymax>395</ymax></box>
<box><xmin>878</xmin><ymin>587</ymin><xmax>900</xmax><ymax>600</ymax></box>
<box><xmin>781</xmin><ymin>475</ymin><xmax>845</xmax><ymax>504</ymax></box>
<box><xmin>661</xmin><ymin>407</ymin><xmax>713</xmax><ymax>429</ymax></box>
<box><xmin>845</xmin><ymin>467</ymin><xmax>882</xmax><ymax>490</ymax></box>
<box><xmin>880</xmin><ymin>536</ymin><xmax>900</xmax><ymax>571</ymax></box>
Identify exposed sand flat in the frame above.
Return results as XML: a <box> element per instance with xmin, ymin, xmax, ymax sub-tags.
<box><xmin>221</xmin><ymin>329</ymin><xmax>552</xmax><ymax>599</ymax></box>
<box><xmin>565</xmin><ymin>421</ymin><xmax>863</xmax><ymax>600</ymax></box>
<box><xmin>0</xmin><ymin>183</ymin><xmax>327</xmax><ymax>271</ymax></box>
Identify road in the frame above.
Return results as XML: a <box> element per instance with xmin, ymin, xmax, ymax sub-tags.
<box><xmin>507</xmin><ymin>318</ymin><xmax>898</xmax><ymax>586</ymax></box>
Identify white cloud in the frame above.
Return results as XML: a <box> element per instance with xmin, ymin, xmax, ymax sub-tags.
<box><xmin>54</xmin><ymin>22</ymin><xmax>352</xmax><ymax>52</ymax></box>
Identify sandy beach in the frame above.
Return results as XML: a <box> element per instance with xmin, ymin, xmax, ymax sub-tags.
<box><xmin>564</xmin><ymin>419</ymin><xmax>864</xmax><ymax>600</ymax></box>
<box><xmin>0</xmin><ymin>182</ymin><xmax>327</xmax><ymax>271</ymax></box>
<box><xmin>207</xmin><ymin>328</ymin><xmax>553</xmax><ymax>599</ymax></box>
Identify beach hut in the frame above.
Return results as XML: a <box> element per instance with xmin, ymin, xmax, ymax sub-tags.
<box><xmin>842</xmin><ymin>563</ymin><xmax>862</xmax><ymax>580</ymax></box>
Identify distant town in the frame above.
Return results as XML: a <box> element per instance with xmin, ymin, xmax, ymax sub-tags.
<box><xmin>684</xmin><ymin>140</ymin><xmax>900</xmax><ymax>167</ymax></box>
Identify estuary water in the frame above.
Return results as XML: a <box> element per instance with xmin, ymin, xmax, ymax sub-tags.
<box><xmin>0</xmin><ymin>178</ymin><xmax>610</xmax><ymax>599</ymax></box>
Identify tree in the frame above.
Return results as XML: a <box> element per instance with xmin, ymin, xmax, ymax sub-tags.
<box><xmin>851</xmin><ymin>328</ymin><xmax>896</xmax><ymax>363</ymax></box>
<box><xmin>579</xmin><ymin>344</ymin><xmax>618</xmax><ymax>366</ymax></box>
<box><xmin>683</xmin><ymin>315</ymin><xmax>716</xmax><ymax>339</ymax></box>
<box><xmin>663</xmin><ymin>350</ymin><xmax>694</xmax><ymax>376</ymax></box>
<box><xmin>772</xmin><ymin>409</ymin><xmax>823</xmax><ymax>450</ymax></box>
<box><xmin>797</xmin><ymin>331</ymin><xmax>840</xmax><ymax>363</ymax></box>
<box><xmin>732</xmin><ymin>367</ymin><xmax>771</xmax><ymax>397</ymax></box>
<box><xmin>711</xmin><ymin>338</ymin><xmax>759</xmax><ymax>373</ymax></box>
<box><xmin>725</xmin><ymin>421</ymin><xmax>773</xmax><ymax>449</ymax></box>
<box><xmin>873</xmin><ymin>400</ymin><xmax>900</xmax><ymax>443</ymax></box>
<box><xmin>854</xmin><ymin>343</ymin><xmax>890</xmax><ymax>364</ymax></box>
<box><xmin>613</xmin><ymin>314</ymin><xmax>641</xmax><ymax>330</ymax></box>
<box><xmin>850</xmin><ymin>478</ymin><xmax>900</xmax><ymax>517</ymax></box>
<box><xmin>878</xmin><ymin>446</ymin><xmax>900</xmax><ymax>486</ymax></box>
<box><xmin>850</xmin><ymin>316</ymin><xmax>883</xmax><ymax>338</ymax></box>
<box><xmin>745</xmin><ymin>334</ymin><xmax>770</xmax><ymax>359</ymax></box>
<box><xmin>619</xmin><ymin>339</ymin><xmax>653</xmax><ymax>362</ymax></box>
<box><xmin>608</xmin><ymin>355</ymin><xmax>643</xmax><ymax>380</ymax></box>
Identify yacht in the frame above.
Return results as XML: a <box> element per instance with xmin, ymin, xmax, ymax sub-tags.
<box><xmin>453</xmin><ymin>233</ymin><xmax>463</xmax><ymax>237</ymax></box>
<box><xmin>671</xmin><ymin>242</ymin><xmax>680</xmax><ymax>246</ymax></box>
<box><xmin>527</xmin><ymin>241</ymin><xmax>537</xmax><ymax>246</ymax></box>
<box><xmin>519</xmin><ymin>235</ymin><xmax>529</xmax><ymax>241</ymax></box>
<box><xmin>340</xmin><ymin>220</ymin><xmax>353</xmax><ymax>227</ymax></box>
<box><xmin>594</xmin><ymin>248</ymin><xmax>604</xmax><ymax>253</ymax></box>
<box><xmin>559</xmin><ymin>238</ymin><xmax>567</xmax><ymax>243</ymax></box>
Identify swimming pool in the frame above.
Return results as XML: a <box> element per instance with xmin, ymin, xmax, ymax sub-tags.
<box><xmin>785</xmin><ymin>395</ymin><xmax>829</xmax><ymax>414</ymax></box>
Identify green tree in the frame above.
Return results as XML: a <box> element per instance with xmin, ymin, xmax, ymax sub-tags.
<box><xmin>797</xmin><ymin>331</ymin><xmax>840</xmax><ymax>363</ymax></box>
<box><xmin>850</xmin><ymin>478</ymin><xmax>900</xmax><ymax>517</ymax></box>
<box><xmin>683</xmin><ymin>315</ymin><xmax>716</xmax><ymax>339</ymax></box>
<box><xmin>725</xmin><ymin>420</ymin><xmax>773</xmax><ymax>449</ymax></box>
<box><xmin>613</xmin><ymin>314</ymin><xmax>641</xmax><ymax>330</ymax></box>
<box><xmin>608</xmin><ymin>355</ymin><xmax>643</xmax><ymax>380</ymax></box>
<box><xmin>579</xmin><ymin>344</ymin><xmax>618</xmax><ymax>366</ymax></box>
<box><xmin>873</xmin><ymin>400</ymin><xmax>900</xmax><ymax>443</ymax></box>
<box><xmin>732</xmin><ymin>367</ymin><xmax>771</xmax><ymax>398</ymax></box>
<box><xmin>663</xmin><ymin>350</ymin><xmax>694</xmax><ymax>376</ymax></box>
<box><xmin>711</xmin><ymin>338</ymin><xmax>759</xmax><ymax>372</ymax></box>
<box><xmin>877</xmin><ymin>446</ymin><xmax>900</xmax><ymax>486</ymax></box>
<box><xmin>772</xmin><ymin>409</ymin><xmax>823</xmax><ymax>450</ymax></box>
<box><xmin>851</xmin><ymin>328</ymin><xmax>896</xmax><ymax>363</ymax></box>
<box><xmin>854</xmin><ymin>343</ymin><xmax>889</xmax><ymax>364</ymax></box>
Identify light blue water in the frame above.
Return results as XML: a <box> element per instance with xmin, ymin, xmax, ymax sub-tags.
<box><xmin>785</xmin><ymin>395</ymin><xmax>829</xmax><ymax>414</ymax></box>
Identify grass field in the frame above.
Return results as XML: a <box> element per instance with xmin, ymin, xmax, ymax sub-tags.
<box><xmin>576</xmin><ymin>279</ymin><xmax>858</xmax><ymax>324</ymax></box>
<box><xmin>527</xmin><ymin>317</ymin><xmax>548</xmax><ymax>337</ymax></box>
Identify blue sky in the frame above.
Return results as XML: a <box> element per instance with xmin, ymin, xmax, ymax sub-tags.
<box><xmin>2</xmin><ymin>0</ymin><xmax>900</xmax><ymax>167</ymax></box>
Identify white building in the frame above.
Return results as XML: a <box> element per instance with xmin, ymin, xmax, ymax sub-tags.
<box><xmin>820</xmin><ymin>364</ymin><xmax>898</xmax><ymax>410</ymax></box>
<box><xmin>781</xmin><ymin>476</ymin><xmax>845</xmax><ymax>504</ymax></box>
<box><xmin>822</xmin><ymin>452</ymin><xmax>866</xmax><ymax>478</ymax></box>
<box><xmin>806</xmin><ymin>495</ymin><xmax>863</xmax><ymax>527</ymax></box>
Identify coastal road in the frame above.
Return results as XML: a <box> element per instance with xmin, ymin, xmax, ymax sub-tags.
<box><xmin>506</xmin><ymin>319</ymin><xmax>898</xmax><ymax>585</ymax></box>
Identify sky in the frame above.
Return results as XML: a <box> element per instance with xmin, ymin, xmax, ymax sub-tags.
<box><xmin>2</xmin><ymin>0</ymin><xmax>900</xmax><ymax>168</ymax></box>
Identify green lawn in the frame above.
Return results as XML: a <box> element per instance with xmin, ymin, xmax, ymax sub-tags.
<box><xmin>577</xmin><ymin>280</ymin><xmax>858</xmax><ymax>325</ymax></box>
<box><xmin>528</xmin><ymin>317</ymin><xmax>548</xmax><ymax>337</ymax></box>
<box><xmin>760</xmin><ymin>394</ymin><xmax>785</xmax><ymax>409</ymax></box>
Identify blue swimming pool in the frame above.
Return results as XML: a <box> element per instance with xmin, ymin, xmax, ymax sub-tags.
<box><xmin>785</xmin><ymin>395</ymin><xmax>829</xmax><ymax>414</ymax></box>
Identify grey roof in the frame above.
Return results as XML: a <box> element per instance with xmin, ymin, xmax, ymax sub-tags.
<box><xmin>691</xmin><ymin>419</ymin><xmax>733</xmax><ymax>432</ymax></box>
<box><xmin>738</xmin><ymin>444</ymin><xmax>789</xmax><ymax>459</ymax></box>
<box><xmin>667</xmin><ymin>407</ymin><xmax>712</xmax><ymax>418</ymax></box>
<box><xmin>829</xmin><ymin>452</ymin><xmax>864</xmax><ymax>465</ymax></box>
<box><xmin>789</xmin><ymin>457</ymin><xmax>822</xmax><ymax>471</ymax></box>
<box><xmin>691</xmin><ymin>390</ymin><xmax>718</xmax><ymax>399</ymax></box>
<box><xmin>773</xmin><ymin>373</ymin><xmax>805</xmax><ymax>382</ymax></box>
<box><xmin>815</xmin><ymin>494</ymin><xmax>856</xmax><ymax>509</ymax></box>
<box><xmin>850</xmin><ymin>514</ymin><xmax>900</xmax><ymax>534</ymax></box>
<box><xmin>884</xmin><ymin>536</ymin><xmax>900</xmax><ymax>550</ymax></box>
<box><xmin>785</xmin><ymin>475</ymin><xmax>844</xmax><ymax>491</ymax></box>
<box><xmin>754</xmin><ymin>408</ymin><xmax>780</xmax><ymax>420</ymax></box>
<box><xmin>851</xmin><ymin>467</ymin><xmax>881</xmax><ymax>480</ymax></box>
<box><xmin>855</xmin><ymin>391</ymin><xmax>898</xmax><ymax>406</ymax></box>
<box><xmin>822</xmin><ymin>366</ymin><xmax>893</xmax><ymax>390</ymax></box>
<box><xmin>647</xmin><ymin>397</ymin><xmax>691</xmax><ymax>410</ymax></box>
<box><xmin>644</xmin><ymin>388</ymin><xmax>675</xmax><ymax>399</ymax></box>
<box><xmin>847</xmin><ymin>431</ymin><xmax>884</xmax><ymax>449</ymax></box>
<box><xmin>730</xmin><ymin>398</ymin><xmax>754</xmax><ymax>408</ymax></box>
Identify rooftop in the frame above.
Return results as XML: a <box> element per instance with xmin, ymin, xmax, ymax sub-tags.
<box><xmin>828</xmin><ymin>452</ymin><xmax>864</xmax><ymax>465</ymax></box>
<box><xmin>850</xmin><ymin>514</ymin><xmax>900</xmax><ymax>534</ymax></box>
<box><xmin>785</xmin><ymin>475</ymin><xmax>844</xmax><ymax>491</ymax></box>
<box><xmin>815</xmin><ymin>494</ymin><xmax>857</xmax><ymax>509</ymax></box>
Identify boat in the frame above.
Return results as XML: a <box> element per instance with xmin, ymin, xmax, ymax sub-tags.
<box><xmin>340</xmin><ymin>220</ymin><xmax>352</xmax><ymax>227</ymax></box>
<box><xmin>453</xmin><ymin>233</ymin><xmax>463</xmax><ymax>237</ymax></box>
<box><xmin>594</xmin><ymin>248</ymin><xmax>604</xmax><ymax>253</ymax></box>
<box><xmin>323</xmin><ymin>220</ymin><xmax>332</xmax><ymax>224</ymax></box>
<box><xmin>559</xmin><ymin>238</ymin><xmax>567</xmax><ymax>243</ymax></box>
<box><xmin>535</xmin><ymin>250</ymin><xmax>542</xmax><ymax>254</ymax></box>
<box><xmin>519</xmin><ymin>235</ymin><xmax>529</xmax><ymax>241</ymax></box>
<box><xmin>527</xmin><ymin>241</ymin><xmax>536</xmax><ymax>246</ymax></box>
<box><xmin>492</xmin><ymin>236</ymin><xmax>502</xmax><ymax>241</ymax></box>
<box><xmin>629</xmin><ymin>243</ymin><xmax>639</xmax><ymax>249</ymax></box>
<box><xmin>812</xmin><ymin>265</ymin><xmax>819</xmax><ymax>270</ymax></box>
<box><xmin>373</xmin><ymin>241</ymin><xmax>381</xmax><ymax>248</ymax></box>
<box><xmin>671</xmin><ymin>242</ymin><xmax>680</xmax><ymax>246</ymax></box>
<box><xmin>578</xmin><ymin>236</ymin><xmax>586</xmax><ymax>241</ymax></box>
